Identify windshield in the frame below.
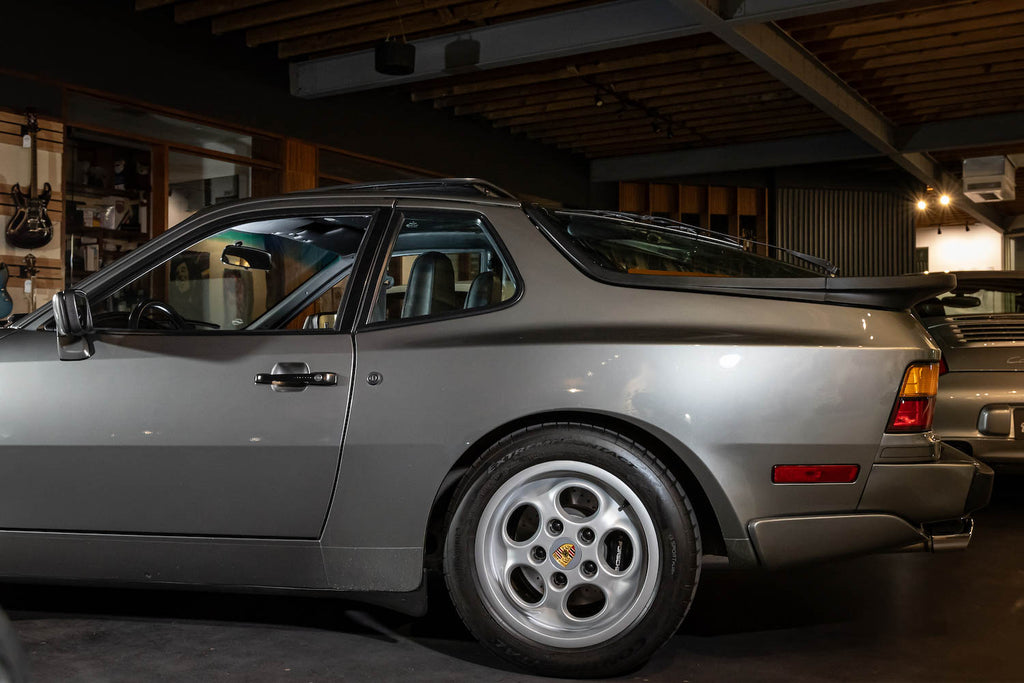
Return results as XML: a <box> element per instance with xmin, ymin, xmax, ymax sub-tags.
<box><xmin>537</xmin><ymin>209</ymin><xmax>820</xmax><ymax>279</ymax></box>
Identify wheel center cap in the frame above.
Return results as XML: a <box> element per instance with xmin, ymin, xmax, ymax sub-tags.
<box><xmin>550</xmin><ymin>537</ymin><xmax>581</xmax><ymax>570</ymax></box>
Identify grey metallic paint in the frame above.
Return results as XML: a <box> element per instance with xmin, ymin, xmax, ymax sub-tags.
<box><xmin>0</xmin><ymin>190</ymin><xmax>985</xmax><ymax>600</ymax></box>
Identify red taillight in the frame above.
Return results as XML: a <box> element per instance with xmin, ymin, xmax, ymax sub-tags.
<box><xmin>772</xmin><ymin>465</ymin><xmax>860</xmax><ymax>484</ymax></box>
<box><xmin>886</xmin><ymin>363</ymin><xmax>939</xmax><ymax>433</ymax></box>
<box><xmin>888</xmin><ymin>397</ymin><xmax>936</xmax><ymax>432</ymax></box>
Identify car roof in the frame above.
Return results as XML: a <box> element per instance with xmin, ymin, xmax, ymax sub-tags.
<box><xmin>292</xmin><ymin>178</ymin><xmax>522</xmax><ymax>206</ymax></box>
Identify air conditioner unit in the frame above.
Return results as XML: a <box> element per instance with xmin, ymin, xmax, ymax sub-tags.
<box><xmin>962</xmin><ymin>155</ymin><xmax>1016</xmax><ymax>202</ymax></box>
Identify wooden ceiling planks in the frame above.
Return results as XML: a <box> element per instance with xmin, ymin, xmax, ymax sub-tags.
<box><xmin>783</xmin><ymin>0</ymin><xmax>1024</xmax><ymax>127</ymax></box>
<box><xmin>134</xmin><ymin>0</ymin><xmax>1024</xmax><ymax>162</ymax></box>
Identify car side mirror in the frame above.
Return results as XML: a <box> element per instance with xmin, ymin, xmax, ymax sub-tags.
<box><xmin>221</xmin><ymin>242</ymin><xmax>272</xmax><ymax>271</ymax></box>
<box><xmin>52</xmin><ymin>289</ymin><xmax>94</xmax><ymax>361</ymax></box>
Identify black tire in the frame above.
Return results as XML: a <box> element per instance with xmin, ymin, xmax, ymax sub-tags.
<box><xmin>443</xmin><ymin>423</ymin><xmax>701</xmax><ymax>678</ymax></box>
<box><xmin>0</xmin><ymin>608</ymin><xmax>28</xmax><ymax>683</ymax></box>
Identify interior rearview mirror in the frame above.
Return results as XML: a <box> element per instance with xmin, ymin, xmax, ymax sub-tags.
<box><xmin>221</xmin><ymin>242</ymin><xmax>272</xmax><ymax>271</ymax></box>
<box><xmin>52</xmin><ymin>289</ymin><xmax>94</xmax><ymax>361</ymax></box>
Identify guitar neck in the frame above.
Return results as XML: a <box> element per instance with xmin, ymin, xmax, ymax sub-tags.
<box><xmin>29</xmin><ymin>130</ymin><xmax>37</xmax><ymax>201</ymax></box>
<box><xmin>24</xmin><ymin>113</ymin><xmax>39</xmax><ymax>201</ymax></box>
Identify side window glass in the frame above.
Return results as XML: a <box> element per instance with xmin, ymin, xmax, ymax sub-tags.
<box><xmin>93</xmin><ymin>214</ymin><xmax>372</xmax><ymax>332</ymax></box>
<box><xmin>369</xmin><ymin>211</ymin><xmax>518</xmax><ymax>324</ymax></box>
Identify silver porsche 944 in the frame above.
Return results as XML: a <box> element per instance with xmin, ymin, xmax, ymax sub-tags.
<box><xmin>1</xmin><ymin>180</ymin><xmax>993</xmax><ymax>677</ymax></box>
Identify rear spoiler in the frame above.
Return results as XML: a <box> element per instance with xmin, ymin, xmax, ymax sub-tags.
<box><xmin>595</xmin><ymin>272</ymin><xmax>958</xmax><ymax>311</ymax></box>
<box><xmin>817</xmin><ymin>273</ymin><xmax>957</xmax><ymax>309</ymax></box>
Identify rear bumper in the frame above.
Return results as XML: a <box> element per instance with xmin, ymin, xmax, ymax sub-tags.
<box><xmin>932</xmin><ymin>371</ymin><xmax>1024</xmax><ymax>464</ymax></box>
<box><xmin>943</xmin><ymin>436</ymin><xmax>1024</xmax><ymax>465</ymax></box>
<box><xmin>748</xmin><ymin>443</ymin><xmax>993</xmax><ymax>568</ymax></box>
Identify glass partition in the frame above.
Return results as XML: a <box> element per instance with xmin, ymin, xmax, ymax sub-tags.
<box><xmin>66</xmin><ymin>92</ymin><xmax>280</xmax><ymax>163</ymax></box>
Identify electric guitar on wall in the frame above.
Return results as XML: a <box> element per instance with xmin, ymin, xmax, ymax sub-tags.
<box><xmin>0</xmin><ymin>263</ymin><xmax>13</xmax><ymax>320</ymax></box>
<box><xmin>5</xmin><ymin>111</ymin><xmax>53</xmax><ymax>250</ymax></box>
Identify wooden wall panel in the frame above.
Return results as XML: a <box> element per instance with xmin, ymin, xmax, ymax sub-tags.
<box><xmin>649</xmin><ymin>183</ymin><xmax>677</xmax><ymax>214</ymax></box>
<box><xmin>283</xmin><ymin>138</ymin><xmax>317</xmax><ymax>193</ymax></box>
<box><xmin>737</xmin><ymin>187</ymin><xmax>759</xmax><ymax>215</ymax></box>
<box><xmin>708</xmin><ymin>186</ymin><xmax>729</xmax><ymax>215</ymax></box>
<box><xmin>618</xmin><ymin>182</ymin><xmax>647</xmax><ymax>213</ymax></box>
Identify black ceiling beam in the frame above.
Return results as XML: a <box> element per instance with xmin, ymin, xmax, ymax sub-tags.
<box><xmin>593</xmin><ymin>112</ymin><xmax>1024</xmax><ymax>181</ymax></box>
<box><xmin>290</xmin><ymin>0</ymin><xmax>893</xmax><ymax>97</ymax></box>
<box><xmin>651</xmin><ymin>0</ymin><xmax>1008</xmax><ymax>230</ymax></box>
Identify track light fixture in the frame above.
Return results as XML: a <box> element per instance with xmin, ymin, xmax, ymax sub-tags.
<box><xmin>915</xmin><ymin>193</ymin><xmax>955</xmax><ymax>211</ymax></box>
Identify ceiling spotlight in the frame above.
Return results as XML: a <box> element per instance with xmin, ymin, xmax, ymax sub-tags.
<box><xmin>594</xmin><ymin>93</ymin><xmax>605</xmax><ymax>107</ymax></box>
<box><xmin>965</xmin><ymin>223</ymin><xmax>971</xmax><ymax>232</ymax></box>
<box><xmin>937</xmin><ymin>226</ymin><xmax>942</xmax><ymax>235</ymax></box>
<box><xmin>916</xmin><ymin>199</ymin><xmax>927</xmax><ymax>210</ymax></box>
<box><xmin>939</xmin><ymin>194</ymin><xmax>951</xmax><ymax>206</ymax></box>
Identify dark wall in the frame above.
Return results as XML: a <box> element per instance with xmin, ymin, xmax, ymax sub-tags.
<box><xmin>0</xmin><ymin>0</ymin><xmax>591</xmax><ymax>205</ymax></box>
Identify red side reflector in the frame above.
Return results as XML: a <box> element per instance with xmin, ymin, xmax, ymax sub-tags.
<box><xmin>772</xmin><ymin>464</ymin><xmax>860</xmax><ymax>484</ymax></box>
<box><xmin>887</xmin><ymin>397</ymin><xmax>935</xmax><ymax>432</ymax></box>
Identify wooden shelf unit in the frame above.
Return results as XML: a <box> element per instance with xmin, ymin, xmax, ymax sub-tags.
<box><xmin>618</xmin><ymin>182</ymin><xmax>769</xmax><ymax>256</ymax></box>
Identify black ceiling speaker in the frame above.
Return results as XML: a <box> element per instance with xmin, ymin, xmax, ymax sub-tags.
<box><xmin>375</xmin><ymin>38</ymin><xmax>416</xmax><ymax>76</ymax></box>
<box><xmin>445</xmin><ymin>38</ymin><xmax>481</xmax><ymax>71</ymax></box>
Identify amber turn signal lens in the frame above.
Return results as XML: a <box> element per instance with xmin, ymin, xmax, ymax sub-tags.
<box><xmin>886</xmin><ymin>362</ymin><xmax>939</xmax><ymax>432</ymax></box>
<box><xmin>899</xmin><ymin>362</ymin><xmax>939</xmax><ymax>397</ymax></box>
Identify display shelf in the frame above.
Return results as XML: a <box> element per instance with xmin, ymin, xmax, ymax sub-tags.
<box><xmin>65</xmin><ymin>183</ymin><xmax>149</xmax><ymax>199</ymax></box>
<box><xmin>67</xmin><ymin>226</ymin><xmax>148</xmax><ymax>242</ymax></box>
<box><xmin>64</xmin><ymin>132</ymin><xmax>152</xmax><ymax>283</ymax></box>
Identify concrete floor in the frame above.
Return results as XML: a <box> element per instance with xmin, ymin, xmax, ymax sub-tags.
<box><xmin>3</xmin><ymin>474</ymin><xmax>1023</xmax><ymax>682</ymax></box>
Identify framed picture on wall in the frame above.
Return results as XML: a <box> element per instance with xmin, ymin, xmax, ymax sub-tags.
<box><xmin>168</xmin><ymin>250</ymin><xmax>210</xmax><ymax>321</ymax></box>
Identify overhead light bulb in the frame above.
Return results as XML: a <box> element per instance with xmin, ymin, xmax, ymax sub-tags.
<box><xmin>594</xmin><ymin>93</ymin><xmax>605</xmax><ymax>107</ymax></box>
<box><xmin>916</xmin><ymin>200</ymin><xmax>927</xmax><ymax>210</ymax></box>
<box><xmin>939</xmin><ymin>194</ymin><xmax>951</xmax><ymax>206</ymax></box>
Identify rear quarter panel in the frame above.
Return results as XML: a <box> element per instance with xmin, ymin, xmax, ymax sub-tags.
<box><xmin>324</xmin><ymin>203</ymin><xmax>938</xmax><ymax>588</ymax></box>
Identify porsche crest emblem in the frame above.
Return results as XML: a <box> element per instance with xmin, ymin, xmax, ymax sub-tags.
<box><xmin>552</xmin><ymin>542</ymin><xmax>576</xmax><ymax>568</ymax></box>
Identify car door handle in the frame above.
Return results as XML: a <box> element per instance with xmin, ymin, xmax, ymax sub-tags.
<box><xmin>254</xmin><ymin>372</ymin><xmax>338</xmax><ymax>387</ymax></box>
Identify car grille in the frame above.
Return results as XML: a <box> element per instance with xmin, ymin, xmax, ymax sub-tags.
<box><xmin>949</xmin><ymin>318</ymin><xmax>1024</xmax><ymax>344</ymax></box>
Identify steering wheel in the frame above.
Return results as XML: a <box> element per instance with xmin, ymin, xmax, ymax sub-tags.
<box><xmin>128</xmin><ymin>299</ymin><xmax>187</xmax><ymax>330</ymax></box>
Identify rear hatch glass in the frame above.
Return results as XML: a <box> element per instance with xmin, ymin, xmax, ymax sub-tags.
<box><xmin>535</xmin><ymin>209</ymin><xmax>822</xmax><ymax>279</ymax></box>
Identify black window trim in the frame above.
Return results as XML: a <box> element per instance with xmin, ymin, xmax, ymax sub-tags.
<box><xmin>353</xmin><ymin>206</ymin><xmax>524</xmax><ymax>332</ymax></box>
<box><xmin>24</xmin><ymin>203</ymin><xmax>394</xmax><ymax>336</ymax></box>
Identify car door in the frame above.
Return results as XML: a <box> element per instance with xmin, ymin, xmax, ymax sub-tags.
<box><xmin>321</xmin><ymin>204</ymin><xmax>523</xmax><ymax>576</ymax></box>
<box><xmin>0</xmin><ymin>206</ymin><xmax>384</xmax><ymax>539</ymax></box>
